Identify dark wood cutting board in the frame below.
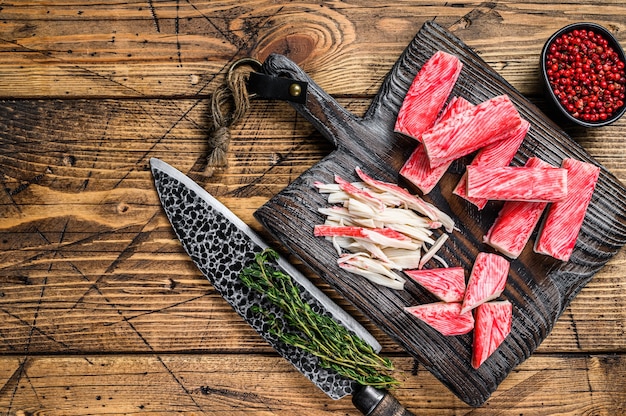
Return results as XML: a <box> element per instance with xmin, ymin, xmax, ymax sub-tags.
<box><xmin>254</xmin><ymin>21</ymin><xmax>626</xmax><ymax>406</ymax></box>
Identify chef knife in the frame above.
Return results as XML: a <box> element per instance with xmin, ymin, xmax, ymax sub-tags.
<box><xmin>150</xmin><ymin>157</ymin><xmax>415</xmax><ymax>415</ymax></box>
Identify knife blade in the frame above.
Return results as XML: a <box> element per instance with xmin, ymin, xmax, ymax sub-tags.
<box><xmin>150</xmin><ymin>158</ymin><xmax>414</xmax><ymax>415</ymax></box>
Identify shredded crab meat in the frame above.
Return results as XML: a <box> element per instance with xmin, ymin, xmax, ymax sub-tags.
<box><xmin>382</xmin><ymin>247</ymin><xmax>422</xmax><ymax>269</ymax></box>
<box><xmin>431</xmin><ymin>254</ymin><xmax>449</xmax><ymax>268</ymax></box>
<box><xmin>335</xmin><ymin>175</ymin><xmax>385</xmax><ymax>212</ymax></box>
<box><xmin>375</xmin><ymin>208</ymin><xmax>438</xmax><ymax>229</ymax></box>
<box><xmin>419</xmin><ymin>233</ymin><xmax>449</xmax><ymax>269</ymax></box>
<box><xmin>355</xmin><ymin>167</ymin><xmax>455</xmax><ymax>232</ymax></box>
<box><xmin>314</xmin><ymin>167</ymin><xmax>454</xmax><ymax>289</ymax></box>
<box><xmin>338</xmin><ymin>253</ymin><xmax>406</xmax><ymax>290</ymax></box>
<box><xmin>346</xmin><ymin>198</ymin><xmax>380</xmax><ymax>220</ymax></box>
<box><xmin>386</xmin><ymin>223</ymin><xmax>435</xmax><ymax>244</ymax></box>
<box><xmin>321</xmin><ymin>207</ymin><xmax>381</xmax><ymax>229</ymax></box>
<box><xmin>314</xmin><ymin>225</ymin><xmax>421</xmax><ymax>251</ymax></box>
<box><xmin>327</xmin><ymin>191</ymin><xmax>351</xmax><ymax>205</ymax></box>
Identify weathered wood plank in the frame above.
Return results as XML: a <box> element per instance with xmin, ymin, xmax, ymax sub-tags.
<box><xmin>0</xmin><ymin>0</ymin><xmax>624</xmax><ymax>413</ymax></box>
<box><xmin>0</xmin><ymin>99</ymin><xmax>624</xmax><ymax>194</ymax></box>
<box><xmin>0</xmin><ymin>1</ymin><xmax>625</xmax><ymax>98</ymax></box>
<box><xmin>0</xmin><ymin>354</ymin><xmax>623</xmax><ymax>415</ymax></box>
<box><xmin>0</xmin><ymin>98</ymin><xmax>624</xmax><ymax>356</ymax></box>
<box><xmin>0</xmin><ymin>218</ymin><xmax>623</xmax><ymax>354</ymax></box>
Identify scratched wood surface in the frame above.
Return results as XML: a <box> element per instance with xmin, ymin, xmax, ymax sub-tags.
<box><xmin>0</xmin><ymin>1</ymin><xmax>624</xmax><ymax>415</ymax></box>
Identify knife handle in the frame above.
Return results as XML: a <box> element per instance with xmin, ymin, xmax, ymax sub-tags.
<box><xmin>352</xmin><ymin>385</ymin><xmax>415</xmax><ymax>416</ymax></box>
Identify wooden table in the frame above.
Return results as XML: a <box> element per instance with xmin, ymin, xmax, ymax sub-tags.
<box><xmin>0</xmin><ymin>2</ymin><xmax>624</xmax><ymax>415</ymax></box>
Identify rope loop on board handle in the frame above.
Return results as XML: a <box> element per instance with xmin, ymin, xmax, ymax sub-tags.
<box><xmin>205</xmin><ymin>56</ymin><xmax>308</xmax><ymax>177</ymax></box>
<box><xmin>204</xmin><ymin>57</ymin><xmax>262</xmax><ymax>177</ymax></box>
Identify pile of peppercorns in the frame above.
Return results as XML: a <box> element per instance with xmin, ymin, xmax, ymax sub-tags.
<box><xmin>545</xmin><ymin>28</ymin><xmax>626</xmax><ymax>123</ymax></box>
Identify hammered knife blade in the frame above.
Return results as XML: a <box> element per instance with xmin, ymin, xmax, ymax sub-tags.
<box><xmin>150</xmin><ymin>158</ymin><xmax>414</xmax><ymax>415</ymax></box>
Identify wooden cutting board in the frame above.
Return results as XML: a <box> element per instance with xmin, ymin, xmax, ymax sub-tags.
<box><xmin>254</xmin><ymin>21</ymin><xmax>626</xmax><ymax>406</ymax></box>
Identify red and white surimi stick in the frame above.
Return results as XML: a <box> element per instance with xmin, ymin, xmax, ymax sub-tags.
<box><xmin>313</xmin><ymin>225</ymin><xmax>419</xmax><ymax>250</ymax></box>
<box><xmin>334</xmin><ymin>174</ymin><xmax>385</xmax><ymax>212</ymax></box>
<box><xmin>534</xmin><ymin>158</ymin><xmax>601</xmax><ymax>261</ymax></box>
<box><xmin>404</xmin><ymin>302</ymin><xmax>475</xmax><ymax>336</ymax></box>
<box><xmin>404</xmin><ymin>267</ymin><xmax>466</xmax><ymax>303</ymax></box>
<box><xmin>465</xmin><ymin>165</ymin><xmax>568</xmax><ymax>202</ymax></box>
<box><xmin>395</xmin><ymin>51</ymin><xmax>463</xmax><ymax>142</ymax></box>
<box><xmin>453</xmin><ymin>119</ymin><xmax>530</xmax><ymax>209</ymax></box>
<box><xmin>421</xmin><ymin>95</ymin><xmax>523</xmax><ymax>168</ymax></box>
<box><xmin>355</xmin><ymin>167</ymin><xmax>455</xmax><ymax>232</ymax></box>
<box><xmin>483</xmin><ymin>157</ymin><xmax>553</xmax><ymax>259</ymax></box>
<box><xmin>471</xmin><ymin>300</ymin><xmax>512</xmax><ymax>369</ymax></box>
<box><xmin>461</xmin><ymin>252</ymin><xmax>509</xmax><ymax>314</ymax></box>
<box><xmin>400</xmin><ymin>97</ymin><xmax>474</xmax><ymax>194</ymax></box>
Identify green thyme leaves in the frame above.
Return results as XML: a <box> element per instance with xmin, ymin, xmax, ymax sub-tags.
<box><xmin>239</xmin><ymin>248</ymin><xmax>399</xmax><ymax>390</ymax></box>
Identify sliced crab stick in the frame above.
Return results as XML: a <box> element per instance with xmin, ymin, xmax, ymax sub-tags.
<box><xmin>534</xmin><ymin>158</ymin><xmax>601</xmax><ymax>261</ymax></box>
<box><xmin>465</xmin><ymin>165</ymin><xmax>568</xmax><ymax>202</ymax></box>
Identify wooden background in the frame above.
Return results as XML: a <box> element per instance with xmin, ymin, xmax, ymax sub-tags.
<box><xmin>0</xmin><ymin>1</ymin><xmax>624</xmax><ymax>415</ymax></box>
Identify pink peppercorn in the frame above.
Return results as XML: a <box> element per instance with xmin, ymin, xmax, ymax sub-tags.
<box><xmin>545</xmin><ymin>27</ymin><xmax>626</xmax><ymax>123</ymax></box>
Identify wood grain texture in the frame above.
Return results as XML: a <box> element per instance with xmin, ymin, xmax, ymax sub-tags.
<box><xmin>0</xmin><ymin>98</ymin><xmax>623</xmax><ymax>356</ymax></box>
<box><xmin>0</xmin><ymin>1</ymin><xmax>625</xmax><ymax>414</ymax></box>
<box><xmin>0</xmin><ymin>354</ymin><xmax>624</xmax><ymax>415</ymax></box>
<box><xmin>0</xmin><ymin>1</ymin><xmax>625</xmax><ymax>98</ymax></box>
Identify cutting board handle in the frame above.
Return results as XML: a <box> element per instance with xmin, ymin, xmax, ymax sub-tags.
<box><xmin>352</xmin><ymin>385</ymin><xmax>415</xmax><ymax>416</ymax></box>
<box><xmin>262</xmin><ymin>53</ymin><xmax>370</xmax><ymax>150</ymax></box>
<box><xmin>260</xmin><ymin>50</ymin><xmax>419</xmax><ymax>172</ymax></box>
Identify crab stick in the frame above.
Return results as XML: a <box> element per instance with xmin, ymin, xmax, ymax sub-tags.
<box><xmin>461</xmin><ymin>252</ymin><xmax>509</xmax><ymax>314</ymax></box>
<box><xmin>421</xmin><ymin>95</ymin><xmax>523</xmax><ymax>168</ymax></box>
<box><xmin>465</xmin><ymin>165</ymin><xmax>568</xmax><ymax>202</ymax></box>
<box><xmin>453</xmin><ymin>119</ymin><xmax>529</xmax><ymax>209</ymax></box>
<box><xmin>472</xmin><ymin>300</ymin><xmax>512</xmax><ymax>369</ymax></box>
<box><xmin>400</xmin><ymin>97</ymin><xmax>474</xmax><ymax>194</ymax></box>
<box><xmin>534</xmin><ymin>159</ymin><xmax>601</xmax><ymax>261</ymax></box>
<box><xmin>483</xmin><ymin>158</ymin><xmax>553</xmax><ymax>259</ymax></box>
<box><xmin>405</xmin><ymin>267</ymin><xmax>466</xmax><ymax>303</ymax></box>
<box><xmin>395</xmin><ymin>51</ymin><xmax>463</xmax><ymax>141</ymax></box>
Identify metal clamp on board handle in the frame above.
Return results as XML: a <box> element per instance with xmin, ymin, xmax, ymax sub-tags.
<box><xmin>228</xmin><ymin>57</ymin><xmax>308</xmax><ymax>104</ymax></box>
<box><xmin>247</xmin><ymin>71</ymin><xmax>308</xmax><ymax>104</ymax></box>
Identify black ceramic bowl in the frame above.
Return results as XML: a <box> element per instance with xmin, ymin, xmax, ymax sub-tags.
<box><xmin>540</xmin><ymin>22</ymin><xmax>626</xmax><ymax>127</ymax></box>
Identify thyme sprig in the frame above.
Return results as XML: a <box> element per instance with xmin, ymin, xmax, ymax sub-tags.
<box><xmin>240</xmin><ymin>248</ymin><xmax>399</xmax><ymax>390</ymax></box>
